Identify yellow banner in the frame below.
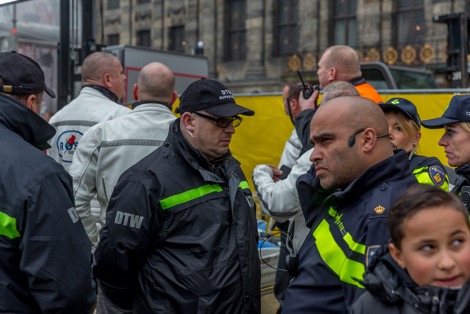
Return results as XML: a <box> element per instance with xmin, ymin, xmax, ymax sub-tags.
<box><xmin>174</xmin><ymin>92</ymin><xmax>470</xmax><ymax>191</ymax></box>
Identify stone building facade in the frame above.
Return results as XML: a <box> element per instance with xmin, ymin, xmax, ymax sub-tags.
<box><xmin>96</xmin><ymin>0</ymin><xmax>470</xmax><ymax>92</ymax></box>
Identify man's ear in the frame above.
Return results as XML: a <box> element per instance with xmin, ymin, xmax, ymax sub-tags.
<box><xmin>361</xmin><ymin>128</ymin><xmax>377</xmax><ymax>152</ymax></box>
<box><xmin>389</xmin><ymin>242</ymin><xmax>406</xmax><ymax>269</ymax></box>
<box><xmin>181</xmin><ymin>112</ymin><xmax>195</xmax><ymax>132</ymax></box>
<box><xmin>329</xmin><ymin>67</ymin><xmax>337</xmax><ymax>81</ymax></box>
<box><xmin>24</xmin><ymin>94</ymin><xmax>38</xmax><ymax>113</ymax></box>
<box><xmin>169</xmin><ymin>90</ymin><xmax>178</xmax><ymax>105</ymax></box>
<box><xmin>103</xmin><ymin>73</ymin><xmax>112</xmax><ymax>88</ymax></box>
<box><xmin>133</xmin><ymin>83</ymin><xmax>139</xmax><ymax>101</ymax></box>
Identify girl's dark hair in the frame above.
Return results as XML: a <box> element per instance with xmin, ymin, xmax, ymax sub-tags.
<box><xmin>388</xmin><ymin>184</ymin><xmax>469</xmax><ymax>249</ymax></box>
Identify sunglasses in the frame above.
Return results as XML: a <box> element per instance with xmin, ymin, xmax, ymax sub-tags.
<box><xmin>193</xmin><ymin>112</ymin><xmax>243</xmax><ymax>128</ymax></box>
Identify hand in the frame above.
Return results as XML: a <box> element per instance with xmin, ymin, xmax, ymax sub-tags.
<box><xmin>268</xmin><ymin>165</ymin><xmax>283</xmax><ymax>182</ymax></box>
<box><xmin>298</xmin><ymin>88</ymin><xmax>320</xmax><ymax>111</ymax></box>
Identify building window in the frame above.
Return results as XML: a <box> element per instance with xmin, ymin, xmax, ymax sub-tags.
<box><xmin>169</xmin><ymin>25</ymin><xmax>186</xmax><ymax>52</ymax></box>
<box><xmin>107</xmin><ymin>34</ymin><xmax>120</xmax><ymax>45</ymax></box>
<box><xmin>394</xmin><ymin>0</ymin><xmax>425</xmax><ymax>45</ymax></box>
<box><xmin>137</xmin><ymin>0</ymin><xmax>150</xmax><ymax>4</ymax></box>
<box><xmin>273</xmin><ymin>0</ymin><xmax>299</xmax><ymax>57</ymax></box>
<box><xmin>332</xmin><ymin>0</ymin><xmax>357</xmax><ymax>47</ymax></box>
<box><xmin>224</xmin><ymin>0</ymin><xmax>246</xmax><ymax>61</ymax></box>
<box><xmin>108</xmin><ymin>0</ymin><xmax>120</xmax><ymax>10</ymax></box>
<box><xmin>137</xmin><ymin>30</ymin><xmax>151</xmax><ymax>47</ymax></box>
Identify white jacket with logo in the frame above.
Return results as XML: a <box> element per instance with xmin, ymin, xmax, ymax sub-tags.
<box><xmin>47</xmin><ymin>86</ymin><xmax>130</xmax><ymax>172</ymax></box>
<box><xmin>69</xmin><ymin>103</ymin><xmax>176</xmax><ymax>247</ymax></box>
<box><xmin>253</xmin><ymin>148</ymin><xmax>313</xmax><ymax>252</ymax></box>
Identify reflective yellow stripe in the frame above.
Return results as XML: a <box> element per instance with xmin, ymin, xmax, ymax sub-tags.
<box><xmin>343</xmin><ymin>233</ymin><xmax>367</xmax><ymax>255</ymax></box>
<box><xmin>413</xmin><ymin>166</ymin><xmax>449</xmax><ymax>191</ymax></box>
<box><xmin>327</xmin><ymin>207</ymin><xmax>367</xmax><ymax>254</ymax></box>
<box><xmin>314</xmin><ymin>214</ymin><xmax>365</xmax><ymax>288</ymax></box>
<box><xmin>0</xmin><ymin>212</ymin><xmax>20</xmax><ymax>239</ymax></box>
<box><xmin>239</xmin><ymin>180</ymin><xmax>250</xmax><ymax>190</ymax></box>
<box><xmin>159</xmin><ymin>184</ymin><xmax>223</xmax><ymax>210</ymax></box>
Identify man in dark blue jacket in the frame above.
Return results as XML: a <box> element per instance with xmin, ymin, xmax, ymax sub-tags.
<box><xmin>0</xmin><ymin>51</ymin><xmax>95</xmax><ymax>313</ymax></box>
<box><xmin>282</xmin><ymin>96</ymin><xmax>417</xmax><ymax>313</ymax></box>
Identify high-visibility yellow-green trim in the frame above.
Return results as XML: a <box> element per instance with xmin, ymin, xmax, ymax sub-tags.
<box><xmin>327</xmin><ymin>207</ymin><xmax>366</xmax><ymax>254</ymax></box>
<box><xmin>313</xmin><ymin>215</ymin><xmax>365</xmax><ymax>288</ymax></box>
<box><xmin>159</xmin><ymin>184</ymin><xmax>223</xmax><ymax>210</ymax></box>
<box><xmin>413</xmin><ymin>166</ymin><xmax>449</xmax><ymax>191</ymax></box>
<box><xmin>0</xmin><ymin>212</ymin><xmax>20</xmax><ymax>239</ymax></box>
<box><xmin>239</xmin><ymin>180</ymin><xmax>249</xmax><ymax>190</ymax></box>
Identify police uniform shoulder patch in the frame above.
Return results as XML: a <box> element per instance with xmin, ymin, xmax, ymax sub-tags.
<box><xmin>428</xmin><ymin>165</ymin><xmax>445</xmax><ymax>186</ymax></box>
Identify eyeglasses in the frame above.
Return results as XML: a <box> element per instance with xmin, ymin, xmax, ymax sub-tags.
<box><xmin>193</xmin><ymin>112</ymin><xmax>243</xmax><ymax>128</ymax></box>
<box><xmin>348</xmin><ymin>128</ymin><xmax>390</xmax><ymax>147</ymax></box>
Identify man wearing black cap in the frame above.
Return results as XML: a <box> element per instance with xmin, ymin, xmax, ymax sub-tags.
<box><xmin>93</xmin><ymin>78</ymin><xmax>260</xmax><ymax>313</ymax></box>
<box><xmin>0</xmin><ymin>51</ymin><xmax>95</xmax><ymax>313</ymax></box>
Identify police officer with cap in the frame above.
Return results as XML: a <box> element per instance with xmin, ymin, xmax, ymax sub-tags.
<box><xmin>0</xmin><ymin>51</ymin><xmax>95</xmax><ymax>313</ymax></box>
<box><xmin>380</xmin><ymin>97</ymin><xmax>448</xmax><ymax>190</ymax></box>
<box><xmin>422</xmin><ymin>95</ymin><xmax>470</xmax><ymax>196</ymax></box>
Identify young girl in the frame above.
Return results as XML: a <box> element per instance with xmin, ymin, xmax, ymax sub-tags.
<box><xmin>351</xmin><ymin>184</ymin><xmax>470</xmax><ymax>313</ymax></box>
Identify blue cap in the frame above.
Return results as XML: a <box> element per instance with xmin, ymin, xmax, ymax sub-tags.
<box><xmin>379</xmin><ymin>97</ymin><xmax>421</xmax><ymax>128</ymax></box>
<box><xmin>422</xmin><ymin>95</ymin><xmax>470</xmax><ymax>129</ymax></box>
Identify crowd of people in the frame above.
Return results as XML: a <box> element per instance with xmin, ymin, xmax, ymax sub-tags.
<box><xmin>1</xmin><ymin>44</ymin><xmax>470</xmax><ymax>314</ymax></box>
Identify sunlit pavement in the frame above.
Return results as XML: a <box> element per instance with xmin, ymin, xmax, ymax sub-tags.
<box><xmin>261</xmin><ymin>291</ymin><xmax>280</xmax><ymax>314</ymax></box>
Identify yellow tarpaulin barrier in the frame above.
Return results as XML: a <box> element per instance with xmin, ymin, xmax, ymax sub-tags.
<box><xmin>173</xmin><ymin>91</ymin><xmax>470</xmax><ymax>191</ymax></box>
<box><xmin>232</xmin><ymin>92</ymin><xmax>470</xmax><ymax>191</ymax></box>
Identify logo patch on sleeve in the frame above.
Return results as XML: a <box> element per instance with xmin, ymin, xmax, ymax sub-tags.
<box><xmin>56</xmin><ymin>130</ymin><xmax>83</xmax><ymax>163</ymax></box>
<box><xmin>429</xmin><ymin>165</ymin><xmax>445</xmax><ymax>186</ymax></box>
<box><xmin>366</xmin><ymin>245</ymin><xmax>380</xmax><ymax>267</ymax></box>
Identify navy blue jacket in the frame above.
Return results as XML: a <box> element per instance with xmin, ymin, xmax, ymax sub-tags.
<box><xmin>0</xmin><ymin>94</ymin><xmax>94</xmax><ymax>313</ymax></box>
<box><xmin>283</xmin><ymin>150</ymin><xmax>417</xmax><ymax>313</ymax></box>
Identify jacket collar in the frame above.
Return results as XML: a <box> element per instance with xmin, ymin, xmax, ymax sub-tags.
<box><xmin>456</xmin><ymin>163</ymin><xmax>470</xmax><ymax>182</ymax></box>
<box><xmin>0</xmin><ymin>94</ymin><xmax>55</xmax><ymax>150</ymax></box>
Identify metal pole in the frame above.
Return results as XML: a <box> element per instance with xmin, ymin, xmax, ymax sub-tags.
<box><xmin>57</xmin><ymin>0</ymin><xmax>70</xmax><ymax>110</ymax></box>
<box><xmin>459</xmin><ymin>12</ymin><xmax>469</xmax><ymax>88</ymax></box>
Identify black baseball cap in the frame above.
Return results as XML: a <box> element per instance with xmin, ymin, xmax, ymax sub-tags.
<box><xmin>379</xmin><ymin>97</ymin><xmax>421</xmax><ymax>127</ymax></box>
<box><xmin>177</xmin><ymin>78</ymin><xmax>254</xmax><ymax>117</ymax></box>
<box><xmin>421</xmin><ymin>95</ymin><xmax>470</xmax><ymax>129</ymax></box>
<box><xmin>0</xmin><ymin>51</ymin><xmax>56</xmax><ymax>98</ymax></box>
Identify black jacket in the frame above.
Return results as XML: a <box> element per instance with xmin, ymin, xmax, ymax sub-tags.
<box><xmin>351</xmin><ymin>245</ymin><xmax>470</xmax><ymax>314</ymax></box>
<box><xmin>94</xmin><ymin>119</ymin><xmax>261</xmax><ymax>313</ymax></box>
<box><xmin>0</xmin><ymin>94</ymin><xmax>94</xmax><ymax>313</ymax></box>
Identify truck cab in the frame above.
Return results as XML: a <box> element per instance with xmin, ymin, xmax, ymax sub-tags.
<box><xmin>360</xmin><ymin>61</ymin><xmax>438</xmax><ymax>90</ymax></box>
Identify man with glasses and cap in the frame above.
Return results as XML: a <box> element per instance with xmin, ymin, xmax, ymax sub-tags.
<box><xmin>93</xmin><ymin>78</ymin><xmax>261</xmax><ymax>313</ymax></box>
<box><xmin>0</xmin><ymin>51</ymin><xmax>95</xmax><ymax>313</ymax></box>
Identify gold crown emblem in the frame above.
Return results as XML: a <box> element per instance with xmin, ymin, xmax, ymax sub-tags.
<box><xmin>374</xmin><ymin>205</ymin><xmax>385</xmax><ymax>215</ymax></box>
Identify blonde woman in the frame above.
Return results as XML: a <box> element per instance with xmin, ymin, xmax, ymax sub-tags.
<box><xmin>380</xmin><ymin>97</ymin><xmax>449</xmax><ymax>191</ymax></box>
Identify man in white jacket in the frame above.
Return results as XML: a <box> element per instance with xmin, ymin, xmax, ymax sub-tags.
<box><xmin>69</xmin><ymin>62</ymin><xmax>177</xmax><ymax>248</ymax></box>
<box><xmin>48</xmin><ymin>51</ymin><xmax>130</xmax><ymax>171</ymax></box>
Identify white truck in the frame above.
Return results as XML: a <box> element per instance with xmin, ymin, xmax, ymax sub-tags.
<box><xmin>103</xmin><ymin>45</ymin><xmax>209</xmax><ymax>105</ymax></box>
